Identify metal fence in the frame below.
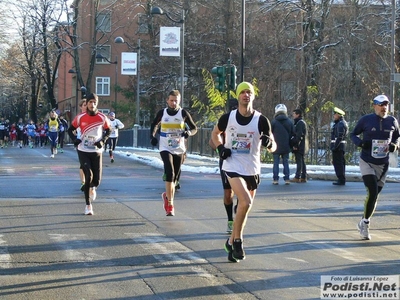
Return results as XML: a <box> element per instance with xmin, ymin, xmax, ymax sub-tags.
<box><xmin>118</xmin><ymin>127</ymin><xmax>360</xmax><ymax>165</ymax></box>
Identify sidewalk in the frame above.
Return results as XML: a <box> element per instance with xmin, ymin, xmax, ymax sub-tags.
<box><xmin>115</xmin><ymin>147</ymin><xmax>400</xmax><ymax>183</ymax></box>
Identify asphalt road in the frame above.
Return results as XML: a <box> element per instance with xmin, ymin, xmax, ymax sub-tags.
<box><xmin>0</xmin><ymin>145</ymin><xmax>399</xmax><ymax>300</ymax></box>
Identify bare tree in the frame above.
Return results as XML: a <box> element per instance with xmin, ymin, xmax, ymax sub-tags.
<box><xmin>5</xmin><ymin>0</ymin><xmax>72</xmax><ymax>122</ymax></box>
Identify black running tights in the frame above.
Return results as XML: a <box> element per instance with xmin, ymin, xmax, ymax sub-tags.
<box><xmin>362</xmin><ymin>174</ymin><xmax>383</xmax><ymax>219</ymax></box>
<box><xmin>160</xmin><ymin>151</ymin><xmax>184</xmax><ymax>183</ymax></box>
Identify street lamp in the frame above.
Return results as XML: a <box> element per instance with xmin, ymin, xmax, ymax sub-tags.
<box><xmin>151</xmin><ymin>6</ymin><xmax>185</xmax><ymax>108</ymax></box>
<box><xmin>114</xmin><ymin>36</ymin><xmax>141</xmax><ymax>125</ymax></box>
<box><xmin>241</xmin><ymin>0</ymin><xmax>245</xmax><ymax>82</ymax></box>
<box><xmin>68</xmin><ymin>69</ymin><xmax>86</xmax><ymax>117</ymax></box>
<box><xmin>390</xmin><ymin>0</ymin><xmax>396</xmax><ymax>113</ymax></box>
<box><xmin>95</xmin><ymin>53</ymin><xmax>118</xmax><ymax>113</ymax></box>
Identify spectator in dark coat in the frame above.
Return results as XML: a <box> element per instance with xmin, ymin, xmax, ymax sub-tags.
<box><xmin>331</xmin><ymin>107</ymin><xmax>348</xmax><ymax>185</ymax></box>
<box><xmin>291</xmin><ymin>109</ymin><xmax>309</xmax><ymax>183</ymax></box>
<box><xmin>271</xmin><ymin>104</ymin><xmax>295</xmax><ymax>185</ymax></box>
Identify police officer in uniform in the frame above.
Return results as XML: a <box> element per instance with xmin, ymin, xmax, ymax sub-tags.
<box><xmin>331</xmin><ymin>107</ymin><xmax>348</xmax><ymax>185</ymax></box>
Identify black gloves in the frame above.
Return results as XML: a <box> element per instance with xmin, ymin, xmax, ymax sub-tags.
<box><xmin>181</xmin><ymin>131</ymin><xmax>190</xmax><ymax>139</ymax></box>
<box><xmin>260</xmin><ymin>135</ymin><xmax>272</xmax><ymax>149</ymax></box>
<box><xmin>389</xmin><ymin>143</ymin><xmax>398</xmax><ymax>152</ymax></box>
<box><xmin>217</xmin><ymin>144</ymin><xmax>232</xmax><ymax>160</ymax></box>
<box><xmin>361</xmin><ymin>140</ymin><xmax>372</xmax><ymax>150</ymax></box>
<box><xmin>150</xmin><ymin>137</ymin><xmax>158</xmax><ymax>146</ymax></box>
<box><xmin>94</xmin><ymin>140</ymin><xmax>104</xmax><ymax>149</ymax></box>
<box><xmin>74</xmin><ymin>139</ymin><xmax>82</xmax><ymax>147</ymax></box>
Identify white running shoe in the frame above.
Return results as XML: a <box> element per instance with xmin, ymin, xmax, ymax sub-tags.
<box><xmin>357</xmin><ymin>219</ymin><xmax>371</xmax><ymax>240</ymax></box>
<box><xmin>89</xmin><ymin>187</ymin><xmax>96</xmax><ymax>202</ymax></box>
<box><xmin>85</xmin><ymin>205</ymin><xmax>93</xmax><ymax>215</ymax></box>
<box><xmin>50</xmin><ymin>154</ymin><xmax>54</xmax><ymax>158</ymax></box>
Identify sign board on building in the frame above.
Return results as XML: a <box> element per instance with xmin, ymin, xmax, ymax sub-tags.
<box><xmin>121</xmin><ymin>52</ymin><xmax>138</xmax><ymax>75</ymax></box>
<box><xmin>159</xmin><ymin>27</ymin><xmax>180</xmax><ymax>57</ymax></box>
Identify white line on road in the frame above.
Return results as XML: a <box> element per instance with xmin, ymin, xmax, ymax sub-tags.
<box><xmin>48</xmin><ymin>233</ymin><xmax>105</xmax><ymax>262</ymax></box>
<box><xmin>280</xmin><ymin>232</ymin><xmax>373</xmax><ymax>263</ymax></box>
<box><xmin>0</xmin><ymin>234</ymin><xmax>12</xmax><ymax>268</ymax></box>
<box><xmin>125</xmin><ymin>233</ymin><xmax>242</xmax><ymax>297</ymax></box>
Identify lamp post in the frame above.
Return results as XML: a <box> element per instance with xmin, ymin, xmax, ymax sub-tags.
<box><xmin>96</xmin><ymin>53</ymin><xmax>118</xmax><ymax>113</ymax></box>
<box><xmin>114</xmin><ymin>37</ymin><xmax>141</xmax><ymax>125</ymax></box>
<box><xmin>240</xmin><ymin>0</ymin><xmax>245</xmax><ymax>82</ymax></box>
<box><xmin>390</xmin><ymin>0</ymin><xmax>396</xmax><ymax>113</ymax></box>
<box><xmin>68</xmin><ymin>69</ymin><xmax>86</xmax><ymax>117</ymax></box>
<box><xmin>68</xmin><ymin>69</ymin><xmax>78</xmax><ymax>116</ymax></box>
<box><xmin>151</xmin><ymin>6</ymin><xmax>185</xmax><ymax>108</ymax></box>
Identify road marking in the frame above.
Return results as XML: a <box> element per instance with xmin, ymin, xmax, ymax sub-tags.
<box><xmin>0</xmin><ymin>234</ymin><xmax>12</xmax><ymax>268</ymax></box>
<box><xmin>125</xmin><ymin>233</ymin><xmax>241</xmax><ymax>297</ymax></box>
<box><xmin>126</xmin><ymin>233</ymin><xmax>208</xmax><ymax>266</ymax></box>
<box><xmin>48</xmin><ymin>234</ymin><xmax>105</xmax><ymax>262</ymax></box>
<box><xmin>280</xmin><ymin>232</ymin><xmax>373</xmax><ymax>263</ymax></box>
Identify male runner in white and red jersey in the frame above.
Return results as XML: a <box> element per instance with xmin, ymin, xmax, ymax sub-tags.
<box><xmin>68</xmin><ymin>93</ymin><xmax>111</xmax><ymax>215</ymax></box>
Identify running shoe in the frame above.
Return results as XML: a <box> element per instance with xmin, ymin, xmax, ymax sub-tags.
<box><xmin>85</xmin><ymin>205</ymin><xmax>93</xmax><ymax>215</ymax></box>
<box><xmin>166</xmin><ymin>205</ymin><xmax>175</xmax><ymax>216</ymax></box>
<box><xmin>50</xmin><ymin>154</ymin><xmax>54</xmax><ymax>158</ymax></box>
<box><xmin>227</xmin><ymin>221</ymin><xmax>234</xmax><ymax>233</ymax></box>
<box><xmin>89</xmin><ymin>187</ymin><xmax>96</xmax><ymax>202</ymax></box>
<box><xmin>111</xmin><ymin>156</ymin><xmax>114</xmax><ymax>163</ymax></box>
<box><xmin>175</xmin><ymin>181</ymin><xmax>180</xmax><ymax>190</ymax></box>
<box><xmin>224</xmin><ymin>239</ymin><xmax>238</xmax><ymax>263</ymax></box>
<box><xmin>232</xmin><ymin>238</ymin><xmax>246</xmax><ymax>260</ymax></box>
<box><xmin>285</xmin><ymin>180</ymin><xmax>290</xmax><ymax>185</ymax></box>
<box><xmin>272</xmin><ymin>180</ymin><xmax>278</xmax><ymax>185</ymax></box>
<box><xmin>59</xmin><ymin>149</ymin><xmax>64</xmax><ymax>153</ymax></box>
<box><xmin>161</xmin><ymin>192</ymin><xmax>168</xmax><ymax>213</ymax></box>
<box><xmin>80</xmin><ymin>182</ymin><xmax>85</xmax><ymax>192</ymax></box>
<box><xmin>357</xmin><ymin>219</ymin><xmax>371</xmax><ymax>240</ymax></box>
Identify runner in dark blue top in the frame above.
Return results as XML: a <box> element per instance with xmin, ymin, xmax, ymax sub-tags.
<box><xmin>350</xmin><ymin>94</ymin><xmax>400</xmax><ymax>240</ymax></box>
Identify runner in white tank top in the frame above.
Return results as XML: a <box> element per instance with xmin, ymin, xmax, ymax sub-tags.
<box><xmin>150</xmin><ymin>90</ymin><xmax>197</xmax><ymax>216</ymax></box>
<box><xmin>211</xmin><ymin>82</ymin><xmax>276</xmax><ymax>262</ymax></box>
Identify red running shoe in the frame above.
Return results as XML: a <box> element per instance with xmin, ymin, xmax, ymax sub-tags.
<box><xmin>166</xmin><ymin>205</ymin><xmax>175</xmax><ymax>216</ymax></box>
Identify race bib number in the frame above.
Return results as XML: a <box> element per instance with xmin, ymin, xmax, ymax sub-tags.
<box><xmin>372</xmin><ymin>139</ymin><xmax>389</xmax><ymax>158</ymax></box>
<box><xmin>231</xmin><ymin>133</ymin><xmax>251</xmax><ymax>154</ymax></box>
<box><xmin>83</xmin><ymin>135</ymin><xmax>97</xmax><ymax>149</ymax></box>
<box><xmin>167</xmin><ymin>133</ymin><xmax>181</xmax><ymax>149</ymax></box>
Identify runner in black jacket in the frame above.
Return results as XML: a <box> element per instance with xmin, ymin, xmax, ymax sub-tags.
<box><xmin>350</xmin><ymin>94</ymin><xmax>400</xmax><ymax>240</ymax></box>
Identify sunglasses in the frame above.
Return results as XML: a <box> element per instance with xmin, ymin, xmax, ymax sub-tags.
<box><xmin>375</xmin><ymin>102</ymin><xmax>389</xmax><ymax>106</ymax></box>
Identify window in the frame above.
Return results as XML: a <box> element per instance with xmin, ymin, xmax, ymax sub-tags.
<box><xmin>98</xmin><ymin>108</ymin><xmax>110</xmax><ymax>114</ymax></box>
<box><xmin>281</xmin><ymin>81</ymin><xmax>296</xmax><ymax>101</ymax></box>
<box><xmin>96</xmin><ymin>11</ymin><xmax>111</xmax><ymax>32</ymax></box>
<box><xmin>280</xmin><ymin>52</ymin><xmax>296</xmax><ymax>70</ymax></box>
<box><xmin>96</xmin><ymin>77</ymin><xmax>110</xmax><ymax>96</ymax></box>
<box><xmin>138</xmin><ymin>14</ymin><xmax>149</xmax><ymax>34</ymax></box>
<box><xmin>96</xmin><ymin>45</ymin><xmax>111</xmax><ymax>64</ymax></box>
<box><xmin>376</xmin><ymin>55</ymin><xmax>388</xmax><ymax>72</ymax></box>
